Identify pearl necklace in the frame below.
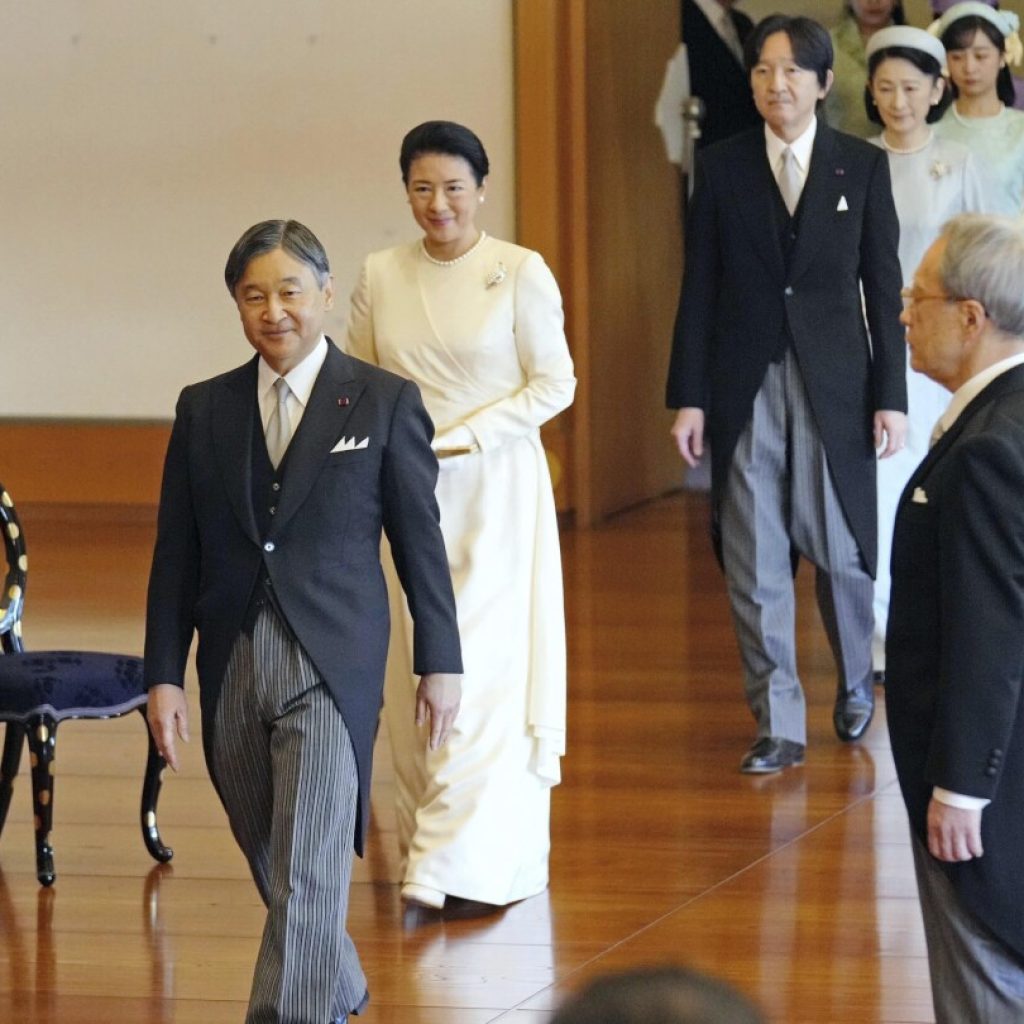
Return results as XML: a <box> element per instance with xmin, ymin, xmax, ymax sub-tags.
<box><xmin>879</xmin><ymin>129</ymin><xmax>933</xmax><ymax>155</ymax></box>
<box><xmin>420</xmin><ymin>231</ymin><xmax>487</xmax><ymax>266</ymax></box>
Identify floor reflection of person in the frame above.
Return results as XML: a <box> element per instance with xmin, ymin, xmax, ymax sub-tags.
<box><xmin>346</xmin><ymin>121</ymin><xmax>576</xmax><ymax>913</ymax></box>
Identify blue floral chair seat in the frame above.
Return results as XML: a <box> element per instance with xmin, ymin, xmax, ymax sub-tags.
<box><xmin>0</xmin><ymin>483</ymin><xmax>172</xmax><ymax>885</ymax></box>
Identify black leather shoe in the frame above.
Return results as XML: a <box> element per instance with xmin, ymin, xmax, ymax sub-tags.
<box><xmin>833</xmin><ymin>691</ymin><xmax>874</xmax><ymax>742</ymax></box>
<box><xmin>740</xmin><ymin>737</ymin><xmax>805</xmax><ymax>774</ymax></box>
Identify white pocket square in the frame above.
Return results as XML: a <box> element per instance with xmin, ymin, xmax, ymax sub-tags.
<box><xmin>912</xmin><ymin>487</ymin><xmax>928</xmax><ymax>505</ymax></box>
<box><xmin>331</xmin><ymin>436</ymin><xmax>369</xmax><ymax>453</ymax></box>
<box><xmin>836</xmin><ymin>195</ymin><xmax>849</xmax><ymax>212</ymax></box>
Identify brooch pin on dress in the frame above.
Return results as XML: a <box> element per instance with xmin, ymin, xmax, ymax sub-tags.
<box><xmin>485</xmin><ymin>262</ymin><xmax>507</xmax><ymax>288</ymax></box>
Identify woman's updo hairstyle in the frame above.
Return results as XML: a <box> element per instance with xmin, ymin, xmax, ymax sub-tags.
<box><xmin>400</xmin><ymin>121</ymin><xmax>490</xmax><ymax>187</ymax></box>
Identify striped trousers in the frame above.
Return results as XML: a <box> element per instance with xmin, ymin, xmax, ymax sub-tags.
<box><xmin>720</xmin><ymin>349</ymin><xmax>873</xmax><ymax>745</ymax></box>
<box><xmin>912</xmin><ymin>835</ymin><xmax>1024</xmax><ymax>1023</ymax></box>
<box><xmin>213</xmin><ymin>605</ymin><xmax>367</xmax><ymax>1024</ymax></box>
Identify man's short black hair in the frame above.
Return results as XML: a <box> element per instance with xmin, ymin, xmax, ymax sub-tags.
<box><xmin>549</xmin><ymin>966</ymin><xmax>766</xmax><ymax>1024</ymax></box>
<box><xmin>744</xmin><ymin>15</ymin><xmax>834</xmax><ymax>88</ymax></box>
<box><xmin>224</xmin><ymin>220</ymin><xmax>330</xmax><ymax>295</ymax></box>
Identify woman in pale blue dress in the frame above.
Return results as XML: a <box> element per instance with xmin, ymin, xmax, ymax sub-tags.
<box><xmin>932</xmin><ymin>2</ymin><xmax>1024</xmax><ymax>215</ymax></box>
<box><xmin>864</xmin><ymin>25</ymin><xmax>986</xmax><ymax>678</ymax></box>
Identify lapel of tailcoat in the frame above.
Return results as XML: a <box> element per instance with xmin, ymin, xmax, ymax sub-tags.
<box><xmin>899</xmin><ymin>364</ymin><xmax>1024</xmax><ymax>515</ymax></box>
<box><xmin>213</xmin><ymin>359</ymin><xmax>261</xmax><ymax>546</ymax></box>
<box><xmin>787</xmin><ymin>123</ymin><xmax>838</xmax><ymax>286</ymax></box>
<box><xmin>731</xmin><ymin>131</ymin><xmax>787</xmax><ymax>283</ymax></box>
<box><xmin>269</xmin><ymin>340</ymin><xmax>366</xmax><ymax>536</ymax></box>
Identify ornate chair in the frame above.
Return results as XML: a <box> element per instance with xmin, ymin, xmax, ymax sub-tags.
<box><xmin>0</xmin><ymin>482</ymin><xmax>172</xmax><ymax>885</ymax></box>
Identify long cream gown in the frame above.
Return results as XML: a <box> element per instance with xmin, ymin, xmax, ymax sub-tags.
<box><xmin>346</xmin><ymin>235</ymin><xmax>576</xmax><ymax>905</ymax></box>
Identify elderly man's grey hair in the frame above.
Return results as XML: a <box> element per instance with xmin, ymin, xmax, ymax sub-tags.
<box><xmin>939</xmin><ymin>214</ymin><xmax>1024</xmax><ymax>338</ymax></box>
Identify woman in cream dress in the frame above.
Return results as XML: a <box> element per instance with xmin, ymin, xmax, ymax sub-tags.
<box><xmin>864</xmin><ymin>26</ymin><xmax>985</xmax><ymax>677</ymax></box>
<box><xmin>346</xmin><ymin>121</ymin><xmax>576</xmax><ymax>910</ymax></box>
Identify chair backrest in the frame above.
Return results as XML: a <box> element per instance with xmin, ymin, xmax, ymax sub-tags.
<box><xmin>0</xmin><ymin>482</ymin><xmax>27</xmax><ymax>654</ymax></box>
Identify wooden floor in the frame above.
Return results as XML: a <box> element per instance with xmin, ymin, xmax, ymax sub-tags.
<box><xmin>0</xmin><ymin>493</ymin><xmax>935</xmax><ymax>1023</ymax></box>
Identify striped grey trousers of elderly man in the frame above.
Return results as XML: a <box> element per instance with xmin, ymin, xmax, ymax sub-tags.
<box><xmin>212</xmin><ymin>603</ymin><xmax>369</xmax><ymax>1024</ymax></box>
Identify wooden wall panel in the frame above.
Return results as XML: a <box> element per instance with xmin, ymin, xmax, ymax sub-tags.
<box><xmin>515</xmin><ymin>0</ymin><xmax>681</xmax><ymax>525</ymax></box>
<box><xmin>582</xmin><ymin>0</ymin><xmax>682</xmax><ymax>520</ymax></box>
<box><xmin>514</xmin><ymin>0</ymin><xmax>586</xmax><ymax>520</ymax></box>
<box><xmin>0</xmin><ymin>422</ymin><xmax>169</xmax><ymax>506</ymax></box>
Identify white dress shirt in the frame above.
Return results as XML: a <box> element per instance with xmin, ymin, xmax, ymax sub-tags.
<box><xmin>765</xmin><ymin>116</ymin><xmax>817</xmax><ymax>203</ymax></box>
<box><xmin>930</xmin><ymin>351</ymin><xmax>1024</xmax><ymax>811</ymax></box>
<box><xmin>257</xmin><ymin>335</ymin><xmax>329</xmax><ymax>437</ymax></box>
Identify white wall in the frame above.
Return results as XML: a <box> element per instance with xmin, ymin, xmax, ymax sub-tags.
<box><xmin>0</xmin><ymin>1</ymin><xmax>515</xmax><ymax>419</ymax></box>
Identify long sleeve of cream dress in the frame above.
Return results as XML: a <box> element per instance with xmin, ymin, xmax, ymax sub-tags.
<box><xmin>346</xmin><ymin>235</ymin><xmax>576</xmax><ymax>905</ymax></box>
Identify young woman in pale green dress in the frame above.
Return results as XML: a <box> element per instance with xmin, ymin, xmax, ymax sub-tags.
<box><xmin>933</xmin><ymin>2</ymin><xmax>1024</xmax><ymax>214</ymax></box>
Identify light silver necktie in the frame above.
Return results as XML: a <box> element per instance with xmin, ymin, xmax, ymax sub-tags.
<box><xmin>265</xmin><ymin>378</ymin><xmax>293</xmax><ymax>469</ymax></box>
<box><xmin>778</xmin><ymin>147</ymin><xmax>802</xmax><ymax>216</ymax></box>
<box><xmin>718</xmin><ymin>10</ymin><xmax>744</xmax><ymax>64</ymax></box>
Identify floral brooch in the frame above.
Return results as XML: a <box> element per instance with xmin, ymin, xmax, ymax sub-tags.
<box><xmin>929</xmin><ymin>160</ymin><xmax>950</xmax><ymax>181</ymax></box>
<box><xmin>485</xmin><ymin>262</ymin><xmax>508</xmax><ymax>289</ymax></box>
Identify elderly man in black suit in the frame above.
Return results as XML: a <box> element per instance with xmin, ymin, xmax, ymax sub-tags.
<box><xmin>144</xmin><ymin>220</ymin><xmax>463</xmax><ymax>1024</ymax></box>
<box><xmin>666</xmin><ymin>14</ymin><xmax>907</xmax><ymax>774</ymax></box>
<box><xmin>888</xmin><ymin>214</ymin><xmax>1024</xmax><ymax>1023</ymax></box>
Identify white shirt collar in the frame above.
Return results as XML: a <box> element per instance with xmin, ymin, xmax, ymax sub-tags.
<box><xmin>937</xmin><ymin>352</ymin><xmax>1024</xmax><ymax>437</ymax></box>
<box><xmin>765</xmin><ymin>116</ymin><xmax>817</xmax><ymax>176</ymax></box>
<box><xmin>257</xmin><ymin>334</ymin><xmax>329</xmax><ymax>414</ymax></box>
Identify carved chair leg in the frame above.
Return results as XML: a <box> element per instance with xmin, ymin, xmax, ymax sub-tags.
<box><xmin>138</xmin><ymin>707</ymin><xmax>173</xmax><ymax>864</ymax></box>
<box><xmin>0</xmin><ymin>722</ymin><xmax>26</xmax><ymax>837</ymax></box>
<box><xmin>25</xmin><ymin>715</ymin><xmax>57</xmax><ymax>886</ymax></box>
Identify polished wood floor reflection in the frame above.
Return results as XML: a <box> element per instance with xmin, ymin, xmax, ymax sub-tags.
<box><xmin>0</xmin><ymin>494</ymin><xmax>935</xmax><ymax>1023</ymax></box>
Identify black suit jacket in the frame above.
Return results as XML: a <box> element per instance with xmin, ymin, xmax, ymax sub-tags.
<box><xmin>681</xmin><ymin>0</ymin><xmax>760</xmax><ymax>148</ymax></box>
<box><xmin>665</xmin><ymin>122</ymin><xmax>906</xmax><ymax>574</ymax></box>
<box><xmin>886</xmin><ymin>363</ymin><xmax>1024</xmax><ymax>959</ymax></box>
<box><xmin>144</xmin><ymin>339</ymin><xmax>462</xmax><ymax>853</ymax></box>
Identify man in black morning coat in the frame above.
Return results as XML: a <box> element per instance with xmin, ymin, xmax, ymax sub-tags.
<box><xmin>666</xmin><ymin>15</ymin><xmax>907</xmax><ymax>774</ymax></box>
<box><xmin>144</xmin><ymin>220</ymin><xmax>463</xmax><ymax>1023</ymax></box>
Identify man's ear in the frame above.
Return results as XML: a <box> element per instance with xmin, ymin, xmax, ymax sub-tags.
<box><xmin>959</xmin><ymin>298</ymin><xmax>987</xmax><ymax>339</ymax></box>
<box><xmin>323</xmin><ymin>274</ymin><xmax>336</xmax><ymax>311</ymax></box>
<box><xmin>820</xmin><ymin>68</ymin><xmax>835</xmax><ymax>99</ymax></box>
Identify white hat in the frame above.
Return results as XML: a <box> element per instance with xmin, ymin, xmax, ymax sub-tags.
<box><xmin>928</xmin><ymin>2</ymin><xmax>1019</xmax><ymax>42</ymax></box>
<box><xmin>866</xmin><ymin>25</ymin><xmax>948</xmax><ymax>69</ymax></box>
<box><xmin>928</xmin><ymin>2</ymin><xmax>1023</xmax><ymax>67</ymax></box>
